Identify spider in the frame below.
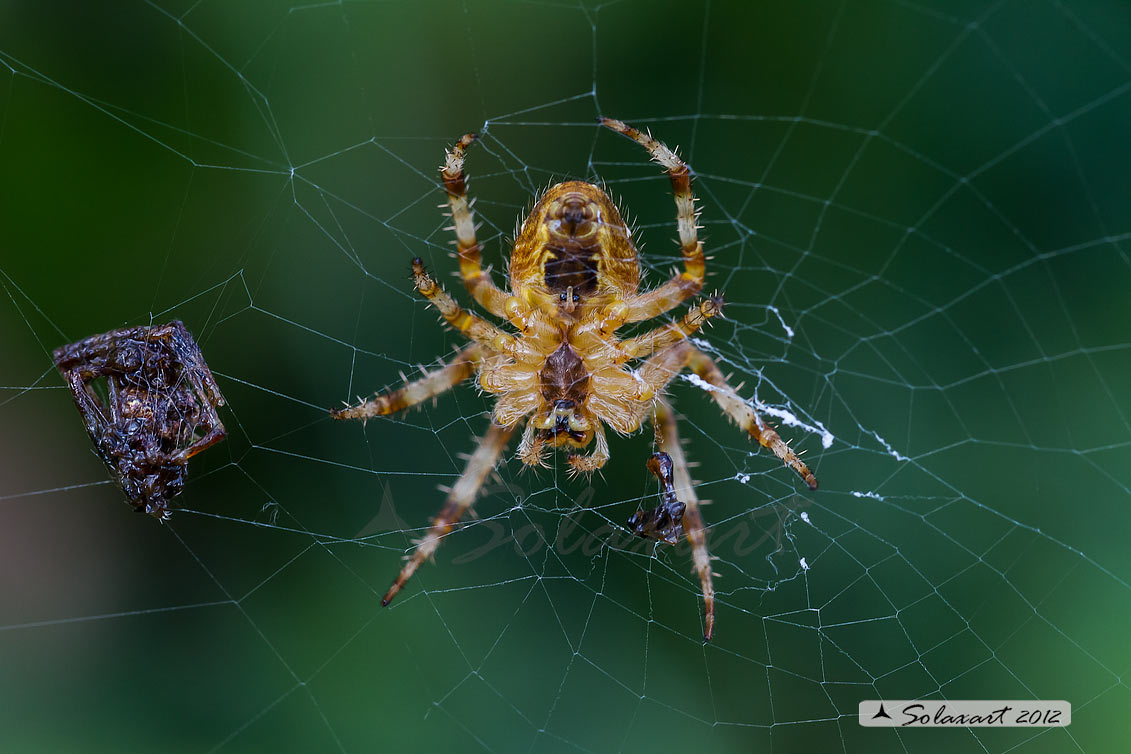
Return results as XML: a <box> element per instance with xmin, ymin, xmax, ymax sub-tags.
<box><xmin>333</xmin><ymin>118</ymin><xmax>818</xmax><ymax>640</ymax></box>
<box><xmin>54</xmin><ymin>321</ymin><xmax>227</xmax><ymax>521</ymax></box>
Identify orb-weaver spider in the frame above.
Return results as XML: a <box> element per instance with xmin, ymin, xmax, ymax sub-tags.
<box><xmin>333</xmin><ymin>119</ymin><xmax>818</xmax><ymax>640</ymax></box>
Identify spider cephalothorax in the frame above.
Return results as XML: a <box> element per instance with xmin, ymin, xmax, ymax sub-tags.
<box><xmin>333</xmin><ymin>119</ymin><xmax>818</xmax><ymax>640</ymax></box>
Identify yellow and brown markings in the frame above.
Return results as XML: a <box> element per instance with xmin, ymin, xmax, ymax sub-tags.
<box><xmin>510</xmin><ymin>180</ymin><xmax>641</xmax><ymax>306</ymax></box>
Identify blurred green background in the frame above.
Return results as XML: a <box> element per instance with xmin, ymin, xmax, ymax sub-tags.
<box><xmin>1</xmin><ymin>1</ymin><xmax>1129</xmax><ymax>752</ymax></box>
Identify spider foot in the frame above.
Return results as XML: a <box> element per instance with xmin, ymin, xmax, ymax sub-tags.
<box><xmin>442</xmin><ymin>133</ymin><xmax>478</xmax><ymax>181</ymax></box>
<box><xmin>705</xmin><ymin>292</ymin><xmax>724</xmax><ymax>318</ymax></box>
<box><xmin>752</xmin><ymin>426</ymin><xmax>819</xmax><ymax>490</ymax></box>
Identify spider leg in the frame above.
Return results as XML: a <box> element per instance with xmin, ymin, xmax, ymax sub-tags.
<box><xmin>600</xmin><ymin>118</ymin><xmax>704</xmax><ymax>322</ymax></box>
<box><xmin>615</xmin><ymin>295</ymin><xmax>722</xmax><ymax>362</ymax></box>
<box><xmin>567</xmin><ymin>422</ymin><xmax>609</xmax><ymax>475</ymax></box>
<box><xmin>442</xmin><ymin>134</ymin><xmax>511</xmax><ymax>320</ymax></box>
<box><xmin>382</xmin><ymin>423</ymin><xmax>515</xmax><ymax>606</ymax></box>
<box><xmin>332</xmin><ymin>343</ymin><xmax>486</xmax><ymax>421</ymax></box>
<box><xmin>635</xmin><ymin>342</ymin><xmax>818</xmax><ymax>489</ymax></box>
<box><xmin>412</xmin><ymin>258</ymin><xmax>538</xmax><ymax>363</ymax></box>
<box><xmin>652</xmin><ymin>397</ymin><xmax>715</xmax><ymax>641</ymax></box>
<box><xmin>684</xmin><ymin>346</ymin><xmax>818</xmax><ymax>490</ymax></box>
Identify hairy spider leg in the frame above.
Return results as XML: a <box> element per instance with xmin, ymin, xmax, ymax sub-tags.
<box><xmin>684</xmin><ymin>346</ymin><xmax>818</xmax><ymax>490</ymax></box>
<box><xmin>616</xmin><ymin>295</ymin><xmax>723</xmax><ymax>362</ymax></box>
<box><xmin>411</xmin><ymin>258</ymin><xmax>538</xmax><ymax>363</ymax></box>
<box><xmin>568</xmin><ymin>296</ymin><xmax>722</xmax><ymax>388</ymax></box>
<box><xmin>600</xmin><ymin>118</ymin><xmax>705</xmax><ymax>323</ymax></box>
<box><xmin>331</xmin><ymin>344</ymin><xmax>486</xmax><ymax>421</ymax></box>
<box><xmin>652</xmin><ymin>398</ymin><xmax>715</xmax><ymax>641</ymax></box>
<box><xmin>382</xmin><ymin>423</ymin><xmax>515</xmax><ymax>606</ymax></box>
<box><xmin>637</xmin><ymin>342</ymin><xmax>818</xmax><ymax>490</ymax></box>
<box><xmin>441</xmin><ymin>133</ymin><xmax>513</xmax><ymax>320</ymax></box>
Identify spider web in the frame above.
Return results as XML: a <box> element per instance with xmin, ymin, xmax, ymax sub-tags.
<box><xmin>1</xmin><ymin>1</ymin><xmax>1129</xmax><ymax>751</ymax></box>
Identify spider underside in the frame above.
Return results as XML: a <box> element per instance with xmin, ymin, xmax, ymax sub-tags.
<box><xmin>333</xmin><ymin>119</ymin><xmax>818</xmax><ymax>640</ymax></box>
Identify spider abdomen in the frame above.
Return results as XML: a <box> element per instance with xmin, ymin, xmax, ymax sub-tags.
<box><xmin>510</xmin><ymin>181</ymin><xmax>640</xmax><ymax>302</ymax></box>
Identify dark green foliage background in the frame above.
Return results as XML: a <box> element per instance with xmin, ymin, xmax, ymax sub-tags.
<box><xmin>1</xmin><ymin>1</ymin><xmax>1128</xmax><ymax>752</ymax></box>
